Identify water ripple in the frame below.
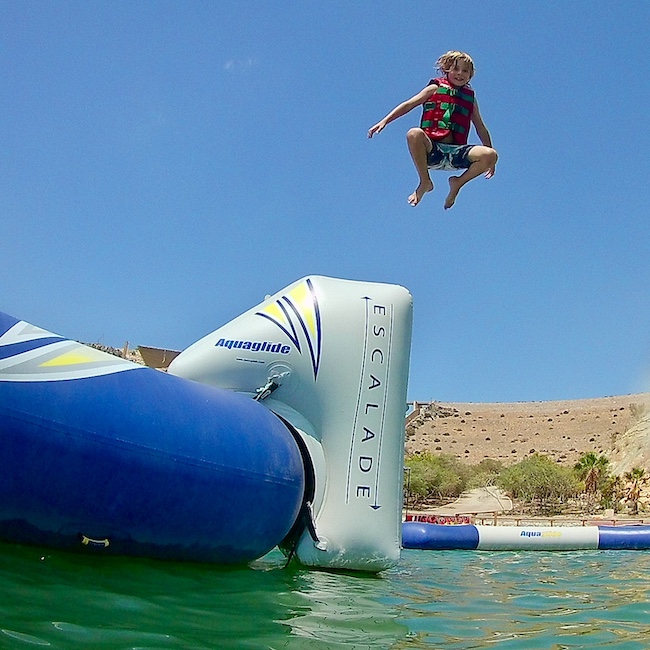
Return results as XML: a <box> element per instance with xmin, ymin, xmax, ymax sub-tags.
<box><xmin>2</xmin><ymin>543</ymin><xmax>650</xmax><ymax>648</ymax></box>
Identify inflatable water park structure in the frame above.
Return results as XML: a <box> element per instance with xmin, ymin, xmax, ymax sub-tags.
<box><xmin>2</xmin><ymin>274</ymin><xmax>650</xmax><ymax>569</ymax></box>
<box><xmin>0</xmin><ymin>276</ymin><xmax>412</xmax><ymax>571</ymax></box>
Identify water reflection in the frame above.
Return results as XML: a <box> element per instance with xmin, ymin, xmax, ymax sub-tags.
<box><xmin>273</xmin><ymin>564</ymin><xmax>408</xmax><ymax>648</ymax></box>
<box><xmin>0</xmin><ymin>544</ymin><xmax>408</xmax><ymax>649</ymax></box>
<box><xmin>2</xmin><ymin>542</ymin><xmax>650</xmax><ymax>649</ymax></box>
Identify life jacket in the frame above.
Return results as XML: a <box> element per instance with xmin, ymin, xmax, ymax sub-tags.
<box><xmin>420</xmin><ymin>77</ymin><xmax>475</xmax><ymax>144</ymax></box>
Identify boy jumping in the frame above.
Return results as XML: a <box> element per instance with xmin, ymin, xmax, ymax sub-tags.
<box><xmin>368</xmin><ymin>51</ymin><xmax>497</xmax><ymax>209</ymax></box>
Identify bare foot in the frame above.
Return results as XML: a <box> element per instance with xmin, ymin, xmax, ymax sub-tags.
<box><xmin>444</xmin><ymin>176</ymin><xmax>462</xmax><ymax>209</ymax></box>
<box><xmin>407</xmin><ymin>180</ymin><xmax>434</xmax><ymax>206</ymax></box>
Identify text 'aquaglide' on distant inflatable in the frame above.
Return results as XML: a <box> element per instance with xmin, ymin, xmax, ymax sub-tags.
<box><xmin>0</xmin><ymin>276</ymin><xmax>413</xmax><ymax>572</ymax></box>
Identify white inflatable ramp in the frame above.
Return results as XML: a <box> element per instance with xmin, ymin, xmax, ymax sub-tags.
<box><xmin>169</xmin><ymin>276</ymin><xmax>413</xmax><ymax>571</ymax></box>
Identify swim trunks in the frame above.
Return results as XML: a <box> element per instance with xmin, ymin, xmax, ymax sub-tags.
<box><xmin>427</xmin><ymin>142</ymin><xmax>475</xmax><ymax>171</ymax></box>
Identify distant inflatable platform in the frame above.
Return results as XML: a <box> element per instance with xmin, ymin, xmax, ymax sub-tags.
<box><xmin>402</xmin><ymin>521</ymin><xmax>650</xmax><ymax>551</ymax></box>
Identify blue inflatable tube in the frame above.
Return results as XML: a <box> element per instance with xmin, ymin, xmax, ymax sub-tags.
<box><xmin>598</xmin><ymin>526</ymin><xmax>650</xmax><ymax>550</ymax></box>
<box><xmin>402</xmin><ymin>522</ymin><xmax>479</xmax><ymax>550</ymax></box>
<box><xmin>0</xmin><ymin>311</ymin><xmax>305</xmax><ymax>563</ymax></box>
<box><xmin>402</xmin><ymin>521</ymin><xmax>650</xmax><ymax>551</ymax></box>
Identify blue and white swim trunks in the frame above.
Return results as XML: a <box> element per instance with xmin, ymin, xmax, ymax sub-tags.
<box><xmin>427</xmin><ymin>142</ymin><xmax>475</xmax><ymax>171</ymax></box>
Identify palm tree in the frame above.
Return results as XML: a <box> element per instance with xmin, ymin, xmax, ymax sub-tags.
<box><xmin>574</xmin><ymin>452</ymin><xmax>610</xmax><ymax>497</ymax></box>
<box><xmin>601</xmin><ymin>474</ymin><xmax>625</xmax><ymax>513</ymax></box>
<box><xmin>624</xmin><ymin>467</ymin><xmax>647</xmax><ymax>515</ymax></box>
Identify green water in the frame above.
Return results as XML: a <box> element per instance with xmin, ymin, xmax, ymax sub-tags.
<box><xmin>1</xmin><ymin>541</ymin><xmax>650</xmax><ymax>649</ymax></box>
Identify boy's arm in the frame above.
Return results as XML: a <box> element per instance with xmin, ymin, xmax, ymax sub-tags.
<box><xmin>368</xmin><ymin>83</ymin><xmax>438</xmax><ymax>138</ymax></box>
<box><xmin>471</xmin><ymin>101</ymin><xmax>493</xmax><ymax>148</ymax></box>
<box><xmin>471</xmin><ymin>100</ymin><xmax>496</xmax><ymax>177</ymax></box>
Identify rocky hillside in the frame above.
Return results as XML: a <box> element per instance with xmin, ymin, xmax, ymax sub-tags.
<box><xmin>406</xmin><ymin>393</ymin><xmax>650</xmax><ymax>469</ymax></box>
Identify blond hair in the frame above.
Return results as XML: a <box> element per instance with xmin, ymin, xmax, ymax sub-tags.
<box><xmin>435</xmin><ymin>51</ymin><xmax>475</xmax><ymax>78</ymax></box>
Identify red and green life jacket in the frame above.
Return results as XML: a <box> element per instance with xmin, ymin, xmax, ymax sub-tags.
<box><xmin>420</xmin><ymin>77</ymin><xmax>475</xmax><ymax>144</ymax></box>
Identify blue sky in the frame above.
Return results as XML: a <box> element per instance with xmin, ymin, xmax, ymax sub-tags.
<box><xmin>1</xmin><ymin>1</ymin><xmax>649</xmax><ymax>403</ymax></box>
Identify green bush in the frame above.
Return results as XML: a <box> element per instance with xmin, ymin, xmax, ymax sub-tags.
<box><xmin>496</xmin><ymin>453</ymin><xmax>580</xmax><ymax>514</ymax></box>
<box><xmin>467</xmin><ymin>459</ymin><xmax>504</xmax><ymax>490</ymax></box>
<box><xmin>403</xmin><ymin>451</ymin><xmax>623</xmax><ymax>515</ymax></box>
<box><xmin>405</xmin><ymin>453</ymin><xmax>469</xmax><ymax>505</ymax></box>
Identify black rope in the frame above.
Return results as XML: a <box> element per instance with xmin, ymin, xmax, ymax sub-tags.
<box><xmin>283</xmin><ymin>501</ymin><xmax>320</xmax><ymax>568</ymax></box>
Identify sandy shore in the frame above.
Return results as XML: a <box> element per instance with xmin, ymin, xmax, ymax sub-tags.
<box><xmin>406</xmin><ymin>393</ymin><xmax>650</xmax><ymax>467</ymax></box>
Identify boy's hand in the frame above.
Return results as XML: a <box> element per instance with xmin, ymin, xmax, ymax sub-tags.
<box><xmin>367</xmin><ymin>121</ymin><xmax>385</xmax><ymax>138</ymax></box>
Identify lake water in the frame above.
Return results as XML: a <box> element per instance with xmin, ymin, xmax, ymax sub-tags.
<box><xmin>1</xmin><ymin>541</ymin><xmax>650</xmax><ymax>649</ymax></box>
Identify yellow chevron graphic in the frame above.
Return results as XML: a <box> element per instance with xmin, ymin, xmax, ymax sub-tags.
<box><xmin>254</xmin><ymin>278</ymin><xmax>322</xmax><ymax>379</ymax></box>
<box><xmin>258</xmin><ymin>301</ymin><xmax>290</xmax><ymax>327</ymax></box>
<box><xmin>39</xmin><ymin>351</ymin><xmax>99</xmax><ymax>367</ymax></box>
<box><xmin>287</xmin><ymin>283</ymin><xmax>317</xmax><ymax>337</ymax></box>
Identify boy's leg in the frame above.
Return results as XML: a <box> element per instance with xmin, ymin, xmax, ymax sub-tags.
<box><xmin>406</xmin><ymin>128</ymin><xmax>434</xmax><ymax>206</ymax></box>
<box><xmin>444</xmin><ymin>146</ymin><xmax>498</xmax><ymax>209</ymax></box>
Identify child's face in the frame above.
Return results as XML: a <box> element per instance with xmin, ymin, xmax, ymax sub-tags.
<box><xmin>446</xmin><ymin>61</ymin><xmax>473</xmax><ymax>87</ymax></box>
